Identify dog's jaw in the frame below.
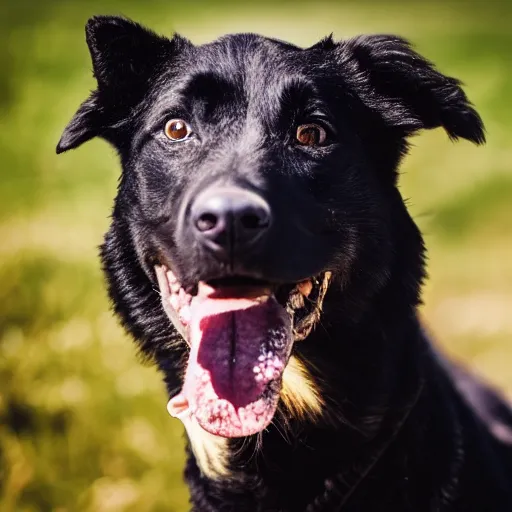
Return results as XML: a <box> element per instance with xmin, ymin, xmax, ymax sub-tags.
<box><xmin>155</xmin><ymin>265</ymin><xmax>294</xmax><ymax>437</ymax></box>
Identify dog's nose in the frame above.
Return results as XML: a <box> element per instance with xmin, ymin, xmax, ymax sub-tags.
<box><xmin>190</xmin><ymin>187</ymin><xmax>271</xmax><ymax>259</ymax></box>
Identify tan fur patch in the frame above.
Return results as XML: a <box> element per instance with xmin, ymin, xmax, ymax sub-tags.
<box><xmin>280</xmin><ymin>355</ymin><xmax>324</xmax><ymax>421</ymax></box>
<box><xmin>182</xmin><ymin>416</ymin><xmax>230</xmax><ymax>480</ymax></box>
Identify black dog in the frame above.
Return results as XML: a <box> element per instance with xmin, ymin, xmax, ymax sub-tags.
<box><xmin>57</xmin><ymin>16</ymin><xmax>512</xmax><ymax>511</ymax></box>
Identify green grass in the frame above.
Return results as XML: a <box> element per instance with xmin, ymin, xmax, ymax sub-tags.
<box><xmin>430</xmin><ymin>173</ymin><xmax>512</xmax><ymax>240</ymax></box>
<box><xmin>1</xmin><ymin>1</ymin><xmax>511</xmax><ymax>510</ymax></box>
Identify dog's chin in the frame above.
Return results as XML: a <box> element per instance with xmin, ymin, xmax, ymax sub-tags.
<box><xmin>154</xmin><ymin>264</ymin><xmax>329</xmax><ymax>438</ymax></box>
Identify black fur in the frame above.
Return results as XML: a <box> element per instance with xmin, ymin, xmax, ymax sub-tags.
<box><xmin>57</xmin><ymin>16</ymin><xmax>512</xmax><ymax>511</ymax></box>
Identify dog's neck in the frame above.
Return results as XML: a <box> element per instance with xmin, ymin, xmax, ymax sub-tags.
<box><xmin>184</xmin><ymin>280</ymin><xmax>430</xmax><ymax>511</ymax></box>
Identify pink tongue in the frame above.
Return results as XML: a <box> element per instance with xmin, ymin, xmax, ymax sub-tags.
<box><xmin>181</xmin><ymin>287</ymin><xmax>292</xmax><ymax>437</ymax></box>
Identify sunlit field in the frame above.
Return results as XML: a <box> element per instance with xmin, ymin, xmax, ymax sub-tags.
<box><xmin>1</xmin><ymin>1</ymin><xmax>511</xmax><ymax>510</ymax></box>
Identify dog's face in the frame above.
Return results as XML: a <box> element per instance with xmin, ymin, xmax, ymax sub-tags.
<box><xmin>57</xmin><ymin>17</ymin><xmax>484</xmax><ymax>439</ymax></box>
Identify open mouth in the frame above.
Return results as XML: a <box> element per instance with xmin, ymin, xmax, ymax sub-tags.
<box><xmin>155</xmin><ymin>265</ymin><xmax>331</xmax><ymax>438</ymax></box>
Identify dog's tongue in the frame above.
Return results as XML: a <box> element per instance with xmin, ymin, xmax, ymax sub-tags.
<box><xmin>170</xmin><ymin>282</ymin><xmax>292</xmax><ymax>438</ymax></box>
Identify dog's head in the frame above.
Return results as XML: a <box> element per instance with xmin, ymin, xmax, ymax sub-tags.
<box><xmin>57</xmin><ymin>16</ymin><xmax>484</xmax><ymax>439</ymax></box>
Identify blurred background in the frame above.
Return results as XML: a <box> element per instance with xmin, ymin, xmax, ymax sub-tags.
<box><xmin>0</xmin><ymin>0</ymin><xmax>511</xmax><ymax>510</ymax></box>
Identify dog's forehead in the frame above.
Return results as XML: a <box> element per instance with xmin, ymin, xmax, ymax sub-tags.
<box><xmin>194</xmin><ymin>33</ymin><xmax>304</xmax><ymax>78</ymax></box>
<box><xmin>150</xmin><ymin>34</ymin><xmax>327</xmax><ymax>111</ymax></box>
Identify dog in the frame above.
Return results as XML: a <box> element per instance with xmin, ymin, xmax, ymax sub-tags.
<box><xmin>57</xmin><ymin>16</ymin><xmax>512</xmax><ymax>511</ymax></box>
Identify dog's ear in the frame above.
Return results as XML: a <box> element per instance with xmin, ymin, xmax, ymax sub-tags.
<box><xmin>341</xmin><ymin>35</ymin><xmax>485</xmax><ymax>144</ymax></box>
<box><xmin>57</xmin><ymin>16</ymin><xmax>189</xmax><ymax>153</ymax></box>
<box><xmin>56</xmin><ymin>92</ymin><xmax>102</xmax><ymax>153</ymax></box>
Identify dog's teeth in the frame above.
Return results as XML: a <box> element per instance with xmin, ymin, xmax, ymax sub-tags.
<box><xmin>169</xmin><ymin>294</ymin><xmax>180</xmax><ymax>311</ymax></box>
<box><xmin>179</xmin><ymin>305</ymin><xmax>191</xmax><ymax>325</ymax></box>
<box><xmin>166</xmin><ymin>270</ymin><xmax>178</xmax><ymax>284</ymax></box>
<box><xmin>167</xmin><ymin>270</ymin><xmax>181</xmax><ymax>291</ymax></box>
<box><xmin>297</xmin><ymin>279</ymin><xmax>313</xmax><ymax>297</ymax></box>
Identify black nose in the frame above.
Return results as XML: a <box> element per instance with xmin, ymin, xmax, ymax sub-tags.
<box><xmin>190</xmin><ymin>186</ymin><xmax>272</xmax><ymax>259</ymax></box>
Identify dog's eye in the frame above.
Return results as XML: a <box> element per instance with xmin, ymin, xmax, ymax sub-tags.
<box><xmin>296</xmin><ymin>124</ymin><xmax>327</xmax><ymax>146</ymax></box>
<box><xmin>164</xmin><ymin>119</ymin><xmax>191</xmax><ymax>141</ymax></box>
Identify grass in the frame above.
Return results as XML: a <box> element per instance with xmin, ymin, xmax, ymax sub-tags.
<box><xmin>1</xmin><ymin>1</ymin><xmax>511</xmax><ymax>510</ymax></box>
<box><xmin>430</xmin><ymin>173</ymin><xmax>512</xmax><ymax>240</ymax></box>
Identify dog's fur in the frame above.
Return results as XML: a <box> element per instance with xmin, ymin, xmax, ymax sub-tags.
<box><xmin>57</xmin><ymin>16</ymin><xmax>512</xmax><ymax>511</ymax></box>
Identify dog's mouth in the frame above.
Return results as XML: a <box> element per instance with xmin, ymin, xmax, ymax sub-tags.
<box><xmin>155</xmin><ymin>265</ymin><xmax>331</xmax><ymax>438</ymax></box>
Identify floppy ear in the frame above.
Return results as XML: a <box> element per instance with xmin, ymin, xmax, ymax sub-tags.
<box><xmin>56</xmin><ymin>93</ymin><xmax>102</xmax><ymax>153</ymax></box>
<box><xmin>57</xmin><ymin>16</ymin><xmax>188</xmax><ymax>154</ymax></box>
<box><xmin>342</xmin><ymin>35</ymin><xmax>485</xmax><ymax>144</ymax></box>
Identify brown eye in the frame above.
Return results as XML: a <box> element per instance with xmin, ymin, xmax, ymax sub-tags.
<box><xmin>296</xmin><ymin>124</ymin><xmax>327</xmax><ymax>146</ymax></box>
<box><xmin>164</xmin><ymin>119</ymin><xmax>191</xmax><ymax>141</ymax></box>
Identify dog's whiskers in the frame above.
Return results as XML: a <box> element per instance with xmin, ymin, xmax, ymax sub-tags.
<box><xmin>271</xmin><ymin>417</ymin><xmax>293</xmax><ymax>446</ymax></box>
